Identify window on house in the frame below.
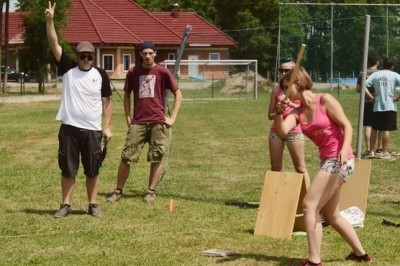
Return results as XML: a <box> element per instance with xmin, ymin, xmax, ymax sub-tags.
<box><xmin>168</xmin><ymin>53</ymin><xmax>176</xmax><ymax>60</ymax></box>
<box><xmin>209</xmin><ymin>53</ymin><xmax>220</xmax><ymax>60</ymax></box>
<box><xmin>123</xmin><ymin>54</ymin><xmax>131</xmax><ymax>71</ymax></box>
<box><xmin>103</xmin><ymin>54</ymin><xmax>114</xmax><ymax>71</ymax></box>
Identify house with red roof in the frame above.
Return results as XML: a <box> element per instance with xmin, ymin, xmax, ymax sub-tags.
<box><xmin>2</xmin><ymin>0</ymin><xmax>237</xmax><ymax>79</ymax></box>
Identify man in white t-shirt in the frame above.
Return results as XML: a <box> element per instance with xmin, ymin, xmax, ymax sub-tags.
<box><xmin>45</xmin><ymin>2</ymin><xmax>112</xmax><ymax>218</ymax></box>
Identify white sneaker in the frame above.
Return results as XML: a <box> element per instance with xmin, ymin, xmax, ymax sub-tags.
<box><xmin>364</xmin><ymin>151</ymin><xmax>375</xmax><ymax>159</ymax></box>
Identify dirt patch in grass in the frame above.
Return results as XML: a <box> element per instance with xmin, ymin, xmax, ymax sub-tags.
<box><xmin>220</xmin><ymin>71</ymin><xmax>273</xmax><ymax>94</ymax></box>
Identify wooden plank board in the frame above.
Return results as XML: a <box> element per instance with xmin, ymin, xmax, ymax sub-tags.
<box><xmin>293</xmin><ymin>176</ymin><xmax>308</xmax><ymax>232</ymax></box>
<box><xmin>339</xmin><ymin>159</ymin><xmax>372</xmax><ymax>215</ymax></box>
<box><xmin>254</xmin><ymin>171</ymin><xmax>305</xmax><ymax>239</ymax></box>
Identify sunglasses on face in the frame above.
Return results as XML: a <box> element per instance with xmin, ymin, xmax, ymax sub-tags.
<box><xmin>79</xmin><ymin>53</ymin><xmax>94</xmax><ymax>61</ymax></box>
<box><xmin>279</xmin><ymin>68</ymin><xmax>292</xmax><ymax>74</ymax></box>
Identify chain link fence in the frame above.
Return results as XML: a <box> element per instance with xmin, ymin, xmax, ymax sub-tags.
<box><xmin>163</xmin><ymin>60</ymin><xmax>260</xmax><ymax>100</ymax></box>
<box><xmin>276</xmin><ymin>3</ymin><xmax>400</xmax><ymax>88</ymax></box>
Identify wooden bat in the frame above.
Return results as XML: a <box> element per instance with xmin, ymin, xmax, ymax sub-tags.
<box><xmin>285</xmin><ymin>44</ymin><xmax>306</xmax><ymax>99</ymax></box>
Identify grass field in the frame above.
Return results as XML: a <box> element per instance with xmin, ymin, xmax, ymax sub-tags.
<box><xmin>0</xmin><ymin>88</ymin><xmax>399</xmax><ymax>265</ymax></box>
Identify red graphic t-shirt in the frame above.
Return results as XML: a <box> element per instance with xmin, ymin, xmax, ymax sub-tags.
<box><xmin>124</xmin><ymin>64</ymin><xmax>178</xmax><ymax>124</ymax></box>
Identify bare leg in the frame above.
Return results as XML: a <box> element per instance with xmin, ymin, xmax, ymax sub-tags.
<box><xmin>269</xmin><ymin>137</ymin><xmax>284</xmax><ymax>172</ymax></box>
<box><xmin>377</xmin><ymin>130</ymin><xmax>383</xmax><ymax>150</ymax></box>
<box><xmin>364</xmin><ymin>126</ymin><xmax>372</xmax><ymax>151</ymax></box>
<box><xmin>106</xmin><ymin>161</ymin><xmax>131</xmax><ymax>202</ymax></box>
<box><xmin>381</xmin><ymin>130</ymin><xmax>390</xmax><ymax>153</ymax></box>
<box><xmin>369</xmin><ymin>129</ymin><xmax>377</xmax><ymax>153</ymax></box>
<box><xmin>148</xmin><ymin>162</ymin><xmax>162</xmax><ymax>190</ymax></box>
<box><xmin>115</xmin><ymin>161</ymin><xmax>131</xmax><ymax>190</ymax></box>
<box><xmin>86</xmin><ymin>175</ymin><xmax>99</xmax><ymax>204</ymax></box>
<box><xmin>302</xmin><ymin>171</ymin><xmax>343</xmax><ymax>263</ymax></box>
<box><xmin>61</xmin><ymin>176</ymin><xmax>75</xmax><ymax>204</ymax></box>
<box><xmin>286</xmin><ymin>140</ymin><xmax>310</xmax><ymax>189</ymax></box>
<box><xmin>321</xmin><ymin>193</ymin><xmax>366</xmax><ymax>256</ymax></box>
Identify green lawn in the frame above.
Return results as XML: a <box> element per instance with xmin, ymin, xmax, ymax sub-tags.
<box><xmin>0</xmin><ymin>89</ymin><xmax>399</xmax><ymax>265</ymax></box>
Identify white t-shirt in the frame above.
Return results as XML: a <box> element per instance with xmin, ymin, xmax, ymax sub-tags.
<box><xmin>56</xmin><ymin>51</ymin><xmax>112</xmax><ymax>130</ymax></box>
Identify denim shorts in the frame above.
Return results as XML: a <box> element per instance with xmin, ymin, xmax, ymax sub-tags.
<box><xmin>320</xmin><ymin>158</ymin><xmax>355</xmax><ymax>182</ymax></box>
<box><xmin>269</xmin><ymin>131</ymin><xmax>304</xmax><ymax>142</ymax></box>
<box><xmin>121</xmin><ymin>123</ymin><xmax>166</xmax><ymax>164</ymax></box>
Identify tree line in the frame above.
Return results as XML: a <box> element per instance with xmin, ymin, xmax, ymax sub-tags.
<box><xmin>2</xmin><ymin>0</ymin><xmax>400</xmax><ymax>92</ymax></box>
<box><xmin>137</xmin><ymin>0</ymin><xmax>400</xmax><ymax>80</ymax></box>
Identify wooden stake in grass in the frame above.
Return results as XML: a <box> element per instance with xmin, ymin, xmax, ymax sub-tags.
<box><xmin>168</xmin><ymin>199</ymin><xmax>174</xmax><ymax>213</ymax></box>
<box><xmin>285</xmin><ymin>44</ymin><xmax>306</xmax><ymax>99</ymax></box>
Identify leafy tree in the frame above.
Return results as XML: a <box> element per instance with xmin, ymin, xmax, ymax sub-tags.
<box><xmin>10</xmin><ymin>0</ymin><xmax>400</xmax><ymax>87</ymax></box>
<box><xmin>279</xmin><ymin>4</ymin><xmax>309</xmax><ymax>58</ymax></box>
<box><xmin>134</xmin><ymin>0</ymin><xmax>170</xmax><ymax>12</ymax></box>
<box><xmin>222</xmin><ymin>10</ymin><xmax>272</xmax><ymax>75</ymax></box>
<box><xmin>17</xmin><ymin>0</ymin><xmax>71</xmax><ymax>92</ymax></box>
<box><xmin>278</xmin><ymin>1</ymin><xmax>400</xmax><ymax>81</ymax></box>
<box><xmin>136</xmin><ymin>0</ymin><xmax>277</xmax><ymax>77</ymax></box>
<box><xmin>213</xmin><ymin>0</ymin><xmax>278</xmax><ymax>77</ymax></box>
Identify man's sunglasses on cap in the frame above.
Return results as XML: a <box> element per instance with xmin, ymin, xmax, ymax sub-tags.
<box><xmin>79</xmin><ymin>53</ymin><xmax>94</xmax><ymax>61</ymax></box>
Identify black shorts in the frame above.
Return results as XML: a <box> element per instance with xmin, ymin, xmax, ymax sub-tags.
<box><xmin>371</xmin><ymin>111</ymin><xmax>397</xmax><ymax>131</ymax></box>
<box><xmin>363</xmin><ymin>102</ymin><xmax>374</xmax><ymax>126</ymax></box>
<box><xmin>58</xmin><ymin>124</ymin><xmax>102</xmax><ymax>177</ymax></box>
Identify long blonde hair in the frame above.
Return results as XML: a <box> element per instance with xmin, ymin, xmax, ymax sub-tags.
<box><xmin>279</xmin><ymin>67</ymin><xmax>313</xmax><ymax>91</ymax></box>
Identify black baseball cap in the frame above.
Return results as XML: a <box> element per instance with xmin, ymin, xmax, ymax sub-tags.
<box><xmin>140</xmin><ymin>41</ymin><xmax>157</xmax><ymax>52</ymax></box>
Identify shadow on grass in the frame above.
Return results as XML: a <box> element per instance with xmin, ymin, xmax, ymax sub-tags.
<box><xmin>162</xmin><ymin>192</ymin><xmax>260</xmax><ymax>208</ymax></box>
<box><xmin>214</xmin><ymin>253</ymin><xmax>302</xmax><ymax>265</ymax></box>
<box><xmin>23</xmin><ymin>208</ymin><xmax>87</xmax><ymax>216</ymax></box>
<box><xmin>225</xmin><ymin>201</ymin><xmax>259</xmax><ymax>209</ymax></box>
<box><xmin>244</xmin><ymin>229</ymin><xmax>254</xmax><ymax>235</ymax></box>
<box><xmin>98</xmin><ymin>189</ymin><xmax>145</xmax><ymax>200</ymax></box>
<box><xmin>99</xmin><ymin>189</ymin><xmax>260</xmax><ymax>209</ymax></box>
<box><xmin>214</xmin><ymin>254</ymin><xmax>342</xmax><ymax>265</ymax></box>
<box><xmin>367</xmin><ymin>200</ymin><xmax>400</xmax><ymax>219</ymax></box>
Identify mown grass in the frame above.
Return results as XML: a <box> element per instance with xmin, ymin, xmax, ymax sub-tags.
<box><xmin>0</xmin><ymin>88</ymin><xmax>399</xmax><ymax>265</ymax></box>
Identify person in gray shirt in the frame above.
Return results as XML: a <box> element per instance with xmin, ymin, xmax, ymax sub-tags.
<box><xmin>366</xmin><ymin>57</ymin><xmax>400</xmax><ymax>159</ymax></box>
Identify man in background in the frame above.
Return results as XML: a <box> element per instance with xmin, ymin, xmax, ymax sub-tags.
<box><xmin>366</xmin><ymin>57</ymin><xmax>400</xmax><ymax>159</ymax></box>
<box><xmin>356</xmin><ymin>54</ymin><xmax>383</xmax><ymax>158</ymax></box>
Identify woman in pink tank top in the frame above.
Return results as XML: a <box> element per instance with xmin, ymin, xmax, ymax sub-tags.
<box><xmin>268</xmin><ymin>58</ymin><xmax>310</xmax><ymax>188</ymax></box>
<box><xmin>274</xmin><ymin>67</ymin><xmax>372</xmax><ymax>266</ymax></box>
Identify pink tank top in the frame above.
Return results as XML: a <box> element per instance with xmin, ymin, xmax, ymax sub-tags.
<box><xmin>270</xmin><ymin>87</ymin><xmax>302</xmax><ymax>134</ymax></box>
<box><xmin>298</xmin><ymin>94</ymin><xmax>354</xmax><ymax>160</ymax></box>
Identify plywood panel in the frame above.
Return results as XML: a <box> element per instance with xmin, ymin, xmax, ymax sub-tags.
<box><xmin>254</xmin><ymin>171</ymin><xmax>305</xmax><ymax>239</ymax></box>
<box><xmin>339</xmin><ymin>159</ymin><xmax>372</xmax><ymax>215</ymax></box>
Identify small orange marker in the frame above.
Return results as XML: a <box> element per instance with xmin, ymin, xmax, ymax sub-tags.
<box><xmin>168</xmin><ymin>198</ymin><xmax>174</xmax><ymax>212</ymax></box>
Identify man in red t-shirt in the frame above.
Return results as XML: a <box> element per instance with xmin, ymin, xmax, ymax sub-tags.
<box><xmin>107</xmin><ymin>41</ymin><xmax>182</xmax><ymax>203</ymax></box>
